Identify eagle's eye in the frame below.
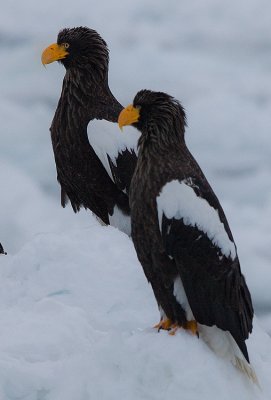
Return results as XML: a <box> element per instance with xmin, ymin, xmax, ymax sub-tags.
<box><xmin>63</xmin><ymin>43</ymin><xmax>70</xmax><ymax>49</ymax></box>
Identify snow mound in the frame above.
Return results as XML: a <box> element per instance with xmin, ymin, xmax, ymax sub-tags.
<box><xmin>0</xmin><ymin>224</ymin><xmax>270</xmax><ymax>399</ymax></box>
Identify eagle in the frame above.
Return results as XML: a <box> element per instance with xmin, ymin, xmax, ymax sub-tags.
<box><xmin>0</xmin><ymin>242</ymin><xmax>6</xmax><ymax>255</ymax></box>
<box><xmin>118</xmin><ymin>89</ymin><xmax>257</xmax><ymax>382</ymax></box>
<box><xmin>41</xmin><ymin>27</ymin><xmax>138</xmax><ymax>234</ymax></box>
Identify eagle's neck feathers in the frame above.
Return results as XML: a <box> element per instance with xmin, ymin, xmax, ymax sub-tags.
<box><xmin>137</xmin><ymin>121</ymin><xmax>184</xmax><ymax>163</ymax></box>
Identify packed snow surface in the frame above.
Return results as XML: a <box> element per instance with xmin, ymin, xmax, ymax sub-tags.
<box><xmin>1</xmin><ymin>0</ymin><xmax>271</xmax><ymax>398</ymax></box>
<box><xmin>1</xmin><ymin>223</ymin><xmax>271</xmax><ymax>400</ymax></box>
<box><xmin>157</xmin><ymin>180</ymin><xmax>236</xmax><ymax>259</ymax></box>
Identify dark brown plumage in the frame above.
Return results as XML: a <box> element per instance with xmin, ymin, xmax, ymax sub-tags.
<box><xmin>42</xmin><ymin>27</ymin><xmax>137</xmax><ymax>230</ymax></box>
<box><xmin>0</xmin><ymin>242</ymin><xmax>6</xmax><ymax>255</ymax></box>
<box><xmin>118</xmin><ymin>89</ymin><xmax>255</xmax><ymax>379</ymax></box>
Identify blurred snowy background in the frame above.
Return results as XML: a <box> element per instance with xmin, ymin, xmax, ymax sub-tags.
<box><xmin>0</xmin><ymin>1</ymin><xmax>271</xmax><ymax>398</ymax></box>
<box><xmin>1</xmin><ymin>0</ymin><xmax>270</xmax><ymax>325</ymax></box>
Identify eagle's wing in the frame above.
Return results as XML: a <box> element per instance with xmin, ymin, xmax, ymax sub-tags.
<box><xmin>88</xmin><ymin>120</ymin><xmax>138</xmax><ymax>193</ymax></box>
<box><xmin>0</xmin><ymin>242</ymin><xmax>6</xmax><ymax>255</ymax></box>
<box><xmin>157</xmin><ymin>178</ymin><xmax>253</xmax><ymax>362</ymax></box>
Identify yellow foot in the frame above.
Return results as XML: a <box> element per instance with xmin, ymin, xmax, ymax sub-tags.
<box><xmin>168</xmin><ymin>323</ymin><xmax>181</xmax><ymax>336</ymax></box>
<box><xmin>154</xmin><ymin>318</ymin><xmax>174</xmax><ymax>331</ymax></box>
<box><xmin>184</xmin><ymin>320</ymin><xmax>199</xmax><ymax>337</ymax></box>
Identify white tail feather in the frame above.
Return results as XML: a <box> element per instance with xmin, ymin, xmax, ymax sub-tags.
<box><xmin>109</xmin><ymin>206</ymin><xmax>131</xmax><ymax>236</ymax></box>
<box><xmin>234</xmin><ymin>357</ymin><xmax>259</xmax><ymax>386</ymax></box>
<box><xmin>198</xmin><ymin>324</ymin><xmax>258</xmax><ymax>385</ymax></box>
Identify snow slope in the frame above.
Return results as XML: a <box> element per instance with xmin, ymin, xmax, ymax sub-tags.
<box><xmin>0</xmin><ymin>223</ymin><xmax>271</xmax><ymax>400</ymax></box>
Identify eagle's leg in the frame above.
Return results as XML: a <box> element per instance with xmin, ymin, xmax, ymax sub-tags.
<box><xmin>185</xmin><ymin>320</ymin><xmax>198</xmax><ymax>335</ymax></box>
<box><xmin>169</xmin><ymin>320</ymin><xmax>198</xmax><ymax>336</ymax></box>
<box><xmin>154</xmin><ymin>317</ymin><xmax>174</xmax><ymax>331</ymax></box>
<box><xmin>168</xmin><ymin>323</ymin><xmax>181</xmax><ymax>335</ymax></box>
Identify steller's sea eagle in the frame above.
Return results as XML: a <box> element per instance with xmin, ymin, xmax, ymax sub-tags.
<box><xmin>41</xmin><ymin>27</ymin><xmax>138</xmax><ymax>235</ymax></box>
<box><xmin>118</xmin><ymin>89</ymin><xmax>257</xmax><ymax>382</ymax></box>
<box><xmin>0</xmin><ymin>242</ymin><xmax>6</xmax><ymax>255</ymax></box>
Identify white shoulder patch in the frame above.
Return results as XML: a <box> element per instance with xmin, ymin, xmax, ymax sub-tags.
<box><xmin>88</xmin><ymin>120</ymin><xmax>139</xmax><ymax>180</ymax></box>
<box><xmin>156</xmin><ymin>179</ymin><xmax>236</xmax><ymax>260</ymax></box>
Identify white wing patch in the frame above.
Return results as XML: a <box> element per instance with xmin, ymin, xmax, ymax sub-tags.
<box><xmin>156</xmin><ymin>179</ymin><xmax>236</xmax><ymax>260</ymax></box>
<box><xmin>88</xmin><ymin>119</ymin><xmax>139</xmax><ymax>181</ymax></box>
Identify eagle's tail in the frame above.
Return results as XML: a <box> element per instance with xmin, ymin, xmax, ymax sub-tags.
<box><xmin>234</xmin><ymin>356</ymin><xmax>258</xmax><ymax>385</ymax></box>
<box><xmin>198</xmin><ymin>324</ymin><xmax>259</xmax><ymax>385</ymax></box>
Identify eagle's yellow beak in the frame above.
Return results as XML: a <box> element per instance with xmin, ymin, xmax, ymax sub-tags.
<box><xmin>118</xmin><ymin>104</ymin><xmax>140</xmax><ymax>130</ymax></box>
<box><xmin>41</xmin><ymin>43</ymin><xmax>69</xmax><ymax>65</ymax></box>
